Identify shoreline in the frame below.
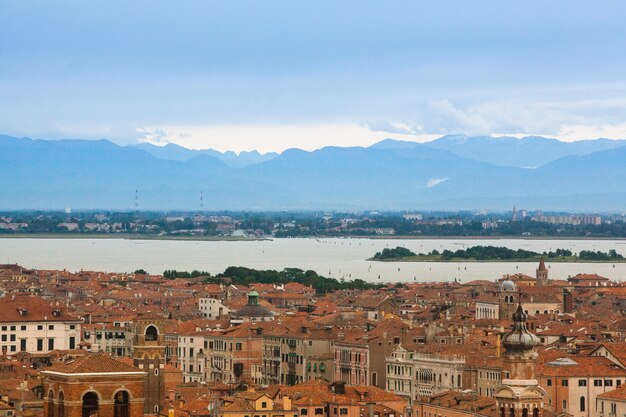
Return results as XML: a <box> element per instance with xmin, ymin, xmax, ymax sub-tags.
<box><xmin>368</xmin><ymin>258</ymin><xmax>626</xmax><ymax>263</ymax></box>
<box><xmin>1</xmin><ymin>233</ymin><xmax>626</xmax><ymax>241</ymax></box>
<box><xmin>0</xmin><ymin>234</ymin><xmax>269</xmax><ymax>242</ymax></box>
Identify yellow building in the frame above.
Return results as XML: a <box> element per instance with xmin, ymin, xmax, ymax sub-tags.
<box><xmin>220</xmin><ymin>393</ymin><xmax>297</xmax><ymax>417</ymax></box>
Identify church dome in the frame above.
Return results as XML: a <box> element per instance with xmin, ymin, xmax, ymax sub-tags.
<box><xmin>499</xmin><ymin>277</ymin><xmax>517</xmax><ymax>292</ymax></box>
<box><xmin>234</xmin><ymin>304</ymin><xmax>273</xmax><ymax>318</ymax></box>
<box><xmin>502</xmin><ymin>304</ymin><xmax>538</xmax><ymax>354</ymax></box>
<box><xmin>234</xmin><ymin>291</ymin><xmax>273</xmax><ymax>318</ymax></box>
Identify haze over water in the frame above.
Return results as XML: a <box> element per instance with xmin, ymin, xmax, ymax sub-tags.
<box><xmin>1</xmin><ymin>237</ymin><xmax>625</xmax><ymax>283</ymax></box>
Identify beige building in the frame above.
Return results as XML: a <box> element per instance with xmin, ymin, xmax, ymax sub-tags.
<box><xmin>596</xmin><ymin>385</ymin><xmax>626</xmax><ymax>417</ymax></box>
<box><xmin>386</xmin><ymin>345</ymin><xmax>465</xmax><ymax>400</ymax></box>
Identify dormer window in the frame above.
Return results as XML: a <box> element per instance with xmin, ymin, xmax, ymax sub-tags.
<box><xmin>17</xmin><ymin>308</ymin><xmax>28</xmax><ymax>316</ymax></box>
<box><xmin>52</xmin><ymin>309</ymin><xmax>61</xmax><ymax>317</ymax></box>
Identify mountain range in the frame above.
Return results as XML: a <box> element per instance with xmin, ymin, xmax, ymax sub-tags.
<box><xmin>2</xmin><ymin>134</ymin><xmax>626</xmax><ymax>211</ymax></box>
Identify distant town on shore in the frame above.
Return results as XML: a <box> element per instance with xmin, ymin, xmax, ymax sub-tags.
<box><xmin>1</xmin><ymin>209</ymin><xmax>625</xmax><ymax>239</ymax></box>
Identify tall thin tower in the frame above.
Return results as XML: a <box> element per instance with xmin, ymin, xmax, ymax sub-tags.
<box><xmin>200</xmin><ymin>190</ymin><xmax>204</xmax><ymax>214</ymax></box>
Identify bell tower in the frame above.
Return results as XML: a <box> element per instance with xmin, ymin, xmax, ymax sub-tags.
<box><xmin>132</xmin><ymin>318</ymin><xmax>165</xmax><ymax>415</ymax></box>
<box><xmin>494</xmin><ymin>303</ymin><xmax>547</xmax><ymax>417</ymax></box>
<box><xmin>498</xmin><ymin>277</ymin><xmax>518</xmax><ymax>320</ymax></box>
<box><xmin>536</xmin><ymin>258</ymin><xmax>548</xmax><ymax>286</ymax></box>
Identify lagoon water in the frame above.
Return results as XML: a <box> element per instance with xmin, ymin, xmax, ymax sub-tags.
<box><xmin>0</xmin><ymin>237</ymin><xmax>625</xmax><ymax>283</ymax></box>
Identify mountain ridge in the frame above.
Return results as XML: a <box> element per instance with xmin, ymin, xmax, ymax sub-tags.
<box><xmin>3</xmin><ymin>134</ymin><xmax>626</xmax><ymax>210</ymax></box>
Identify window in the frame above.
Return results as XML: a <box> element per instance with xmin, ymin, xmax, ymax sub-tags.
<box><xmin>594</xmin><ymin>379</ymin><xmax>602</xmax><ymax>386</ymax></box>
<box><xmin>0</xmin><ymin>335</ymin><xmax>5</xmax><ymax>342</ymax></box>
<box><xmin>82</xmin><ymin>392</ymin><xmax>99</xmax><ymax>417</ymax></box>
<box><xmin>340</xmin><ymin>409</ymin><xmax>348</xmax><ymax>415</ymax></box>
<box><xmin>20</xmin><ymin>326</ymin><xmax>26</xmax><ymax>331</ymax></box>
<box><xmin>114</xmin><ymin>390</ymin><xmax>130</xmax><ymax>417</ymax></box>
<box><xmin>48</xmin><ymin>338</ymin><xmax>55</xmax><ymax>350</ymax></box>
<box><xmin>69</xmin><ymin>336</ymin><xmax>76</xmax><ymax>350</ymax></box>
<box><xmin>605</xmin><ymin>380</ymin><xmax>613</xmax><ymax>386</ymax></box>
<box><xmin>562</xmin><ymin>400</ymin><xmax>567</xmax><ymax>410</ymax></box>
<box><xmin>70</xmin><ymin>325</ymin><xmax>75</xmax><ymax>330</ymax></box>
<box><xmin>10</xmin><ymin>345</ymin><xmax>15</xmax><ymax>352</ymax></box>
<box><xmin>315</xmin><ymin>409</ymin><xmax>324</xmax><ymax>415</ymax></box>
<box><xmin>236</xmin><ymin>343</ymin><xmax>242</xmax><ymax>351</ymax></box>
<box><xmin>9</xmin><ymin>326</ymin><xmax>15</xmax><ymax>331</ymax></box>
<box><xmin>10</xmin><ymin>334</ymin><xmax>15</xmax><ymax>342</ymax></box>
<box><xmin>561</xmin><ymin>379</ymin><xmax>568</xmax><ymax>387</ymax></box>
<box><xmin>48</xmin><ymin>325</ymin><xmax>54</xmax><ymax>330</ymax></box>
<box><xmin>37</xmin><ymin>338</ymin><xmax>43</xmax><ymax>351</ymax></box>
<box><xmin>20</xmin><ymin>339</ymin><xmax>26</xmax><ymax>351</ymax></box>
<box><xmin>37</xmin><ymin>325</ymin><xmax>43</xmax><ymax>331</ymax></box>
<box><xmin>547</xmin><ymin>379</ymin><xmax>552</xmax><ymax>386</ymax></box>
<box><xmin>578</xmin><ymin>379</ymin><xmax>586</xmax><ymax>387</ymax></box>
<box><xmin>0</xmin><ymin>326</ymin><xmax>5</xmax><ymax>331</ymax></box>
<box><xmin>579</xmin><ymin>397</ymin><xmax>585</xmax><ymax>412</ymax></box>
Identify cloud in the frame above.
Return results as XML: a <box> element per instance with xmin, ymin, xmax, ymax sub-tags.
<box><xmin>363</xmin><ymin>96</ymin><xmax>626</xmax><ymax>141</ymax></box>
<box><xmin>136</xmin><ymin>128</ymin><xmax>172</xmax><ymax>146</ymax></box>
<box><xmin>426</xmin><ymin>178</ymin><xmax>448</xmax><ymax>188</ymax></box>
<box><xmin>363</xmin><ymin>120</ymin><xmax>423</xmax><ymax>135</ymax></box>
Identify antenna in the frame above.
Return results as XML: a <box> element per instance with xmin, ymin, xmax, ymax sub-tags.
<box><xmin>200</xmin><ymin>190</ymin><xmax>204</xmax><ymax>214</ymax></box>
<box><xmin>135</xmin><ymin>189</ymin><xmax>139</xmax><ymax>212</ymax></box>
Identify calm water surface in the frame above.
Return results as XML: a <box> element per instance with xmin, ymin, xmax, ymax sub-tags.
<box><xmin>0</xmin><ymin>237</ymin><xmax>625</xmax><ymax>283</ymax></box>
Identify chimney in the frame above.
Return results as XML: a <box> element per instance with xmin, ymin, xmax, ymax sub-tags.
<box><xmin>496</xmin><ymin>334</ymin><xmax>501</xmax><ymax>358</ymax></box>
<box><xmin>283</xmin><ymin>395</ymin><xmax>292</xmax><ymax>411</ymax></box>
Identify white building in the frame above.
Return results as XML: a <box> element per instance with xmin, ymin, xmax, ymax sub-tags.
<box><xmin>0</xmin><ymin>295</ymin><xmax>81</xmax><ymax>354</ymax></box>
<box><xmin>386</xmin><ymin>345</ymin><xmax>465</xmax><ymax>400</ymax></box>
<box><xmin>198</xmin><ymin>297</ymin><xmax>230</xmax><ymax>319</ymax></box>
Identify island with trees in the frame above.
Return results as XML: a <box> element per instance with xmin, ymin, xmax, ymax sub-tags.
<box><xmin>368</xmin><ymin>245</ymin><xmax>626</xmax><ymax>262</ymax></box>
<box><xmin>161</xmin><ymin>266</ymin><xmax>384</xmax><ymax>294</ymax></box>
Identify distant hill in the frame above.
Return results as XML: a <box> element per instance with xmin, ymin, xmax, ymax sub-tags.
<box><xmin>131</xmin><ymin>142</ymin><xmax>278</xmax><ymax>168</ymax></box>
<box><xmin>422</xmin><ymin>135</ymin><xmax>626</xmax><ymax>168</ymax></box>
<box><xmin>3</xmin><ymin>134</ymin><xmax>626</xmax><ymax>210</ymax></box>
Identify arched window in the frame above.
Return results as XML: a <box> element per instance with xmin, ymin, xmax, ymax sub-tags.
<box><xmin>48</xmin><ymin>390</ymin><xmax>54</xmax><ymax>417</ymax></box>
<box><xmin>145</xmin><ymin>325</ymin><xmax>158</xmax><ymax>341</ymax></box>
<box><xmin>58</xmin><ymin>391</ymin><xmax>65</xmax><ymax>417</ymax></box>
<box><xmin>457</xmin><ymin>375</ymin><xmax>461</xmax><ymax>387</ymax></box>
<box><xmin>579</xmin><ymin>396</ymin><xmax>585</xmax><ymax>412</ymax></box>
<box><xmin>532</xmin><ymin>408</ymin><xmax>539</xmax><ymax>417</ymax></box>
<box><xmin>371</xmin><ymin>372</ymin><xmax>377</xmax><ymax>386</ymax></box>
<box><xmin>82</xmin><ymin>392</ymin><xmax>99</xmax><ymax>417</ymax></box>
<box><xmin>562</xmin><ymin>400</ymin><xmax>567</xmax><ymax>410</ymax></box>
<box><xmin>114</xmin><ymin>391</ymin><xmax>130</xmax><ymax>417</ymax></box>
<box><xmin>500</xmin><ymin>407</ymin><xmax>505</xmax><ymax>417</ymax></box>
<box><xmin>509</xmin><ymin>407</ymin><xmax>515</xmax><ymax>417</ymax></box>
<box><xmin>522</xmin><ymin>408</ymin><xmax>528</xmax><ymax>417</ymax></box>
<box><xmin>504</xmin><ymin>296</ymin><xmax>509</xmax><ymax>303</ymax></box>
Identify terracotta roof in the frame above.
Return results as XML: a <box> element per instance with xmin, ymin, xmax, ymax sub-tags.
<box><xmin>0</xmin><ymin>295</ymin><xmax>80</xmax><ymax>322</ymax></box>
<box><xmin>597</xmin><ymin>384</ymin><xmax>626</xmax><ymax>401</ymax></box>
<box><xmin>43</xmin><ymin>352</ymin><xmax>143</xmax><ymax>374</ymax></box>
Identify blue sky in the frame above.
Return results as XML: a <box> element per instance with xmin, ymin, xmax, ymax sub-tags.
<box><xmin>2</xmin><ymin>1</ymin><xmax>626</xmax><ymax>152</ymax></box>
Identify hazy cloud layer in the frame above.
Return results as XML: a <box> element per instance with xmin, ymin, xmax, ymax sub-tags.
<box><xmin>2</xmin><ymin>1</ymin><xmax>626</xmax><ymax>149</ymax></box>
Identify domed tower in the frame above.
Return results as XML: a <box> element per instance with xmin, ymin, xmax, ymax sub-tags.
<box><xmin>132</xmin><ymin>318</ymin><xmax>165</xmax><ymax>415</ymax></box>
<box><xmin>494</xmin><ymin>303</ymin><xmax>546</xmax><ymax>417</ymax></box>
<box><xmin>498</xmin><ymin>277</ymin><xmax>518</xmax><ymax>320</ymax></box>
<box><xmin>536</xmin><ymin>258</ymin><xmax>548</xmax><ymax>286</ymax></box>
<box><xmin>231</xmin><ymin>291</ymin><xmax>274</xmax><ymax>324</ymax></box>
